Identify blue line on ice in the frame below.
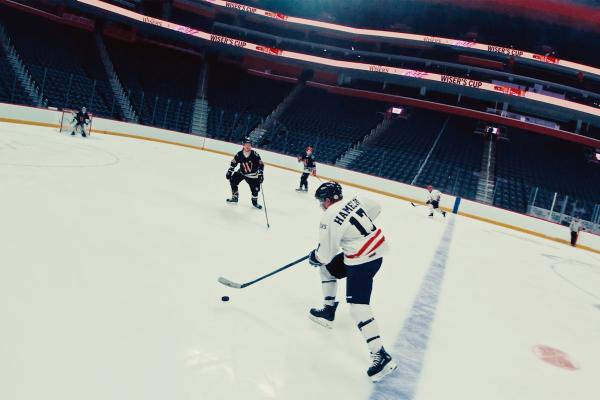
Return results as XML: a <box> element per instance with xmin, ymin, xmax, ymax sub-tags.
<box><xmin>370</xmin><ymin>216</ymin><xmax>456</xmax><ymax>400</ymax></box>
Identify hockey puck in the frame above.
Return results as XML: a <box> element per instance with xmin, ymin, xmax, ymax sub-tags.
<box><xmin>221</xmin><ymin>296</ymin><xmax>230</xmax><ymax>302</ymax></box>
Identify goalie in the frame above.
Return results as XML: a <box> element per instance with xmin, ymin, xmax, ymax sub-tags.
<box><xmin>71</xmin><ymin>107</ymin><xmax>91</xmax><ymax>137</ymax></box>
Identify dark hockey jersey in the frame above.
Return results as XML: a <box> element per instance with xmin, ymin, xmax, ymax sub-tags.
<box><xmin>73</xmin><ymin>111</ymin><xmax>90</xmax><ymax>125</ymax></box>
<box><xmin>230</xmin><ymin>150</ymin><xmax>264</xmax><ymax>178</ymax></box>
<box><xmin>298</xmin><ymin>153</ymin><xmax>316</xmax><ymax>173</ymax></box>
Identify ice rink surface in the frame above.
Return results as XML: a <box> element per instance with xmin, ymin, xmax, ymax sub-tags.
<box><xmin>1</xmin><ymin>121</ymin><xmax>599</xmax><ymax>400</ymax></box>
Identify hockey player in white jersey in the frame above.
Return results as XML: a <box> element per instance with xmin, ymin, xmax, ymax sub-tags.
<box><xmin>426</xmin><ymin>185</ymin><xmax>446</xmax><ymax>218</ymax></box>
<box><xmin>307</xmin><ymin>181</ymin><xmax>397</xmax><ymax>382</ymax></box>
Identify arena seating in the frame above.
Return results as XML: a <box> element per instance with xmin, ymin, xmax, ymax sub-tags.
<box><xmin>104</xmin><ymin>38</ymin><xmax>201</xmax><ymax>132</ymax></box>
<box><xmin>0</xmin><ymin>6</ymin><xmax>115</xmax><ymax>118</ymax></box>
<box><xmin>494</xmin><ymin>130</ymin><xmax>600</xmax><ymax>218</ymax></box>
<box><xmin>410</xmin><ymin>117</ymin><xmax>483</xmax><ymax>199</ymax></box>
<box><xmin>265</xmin><ymin>87</ymin><xmax>386</xmax><ymax>163</ymax></box>
<box><xmin>0</xmin><ymin>46</ymin><xmax>30</xmax><ymax>104</ymax></box>
<box><xmin>205</xmin><ymin>63</ymin><xmax>294</xmax><ymax>141</ymax></box>
<box><xmin>346</xmin><ymin>112</ymin><xmax>482</xmax><ymax>200</ymax></box>
<box><xmin>0</xmin><ymin>4</ymin><xmax>597</xmax><ymax>219</ymax></box>
<box><xmin>347</xmin><ymin>111</ymin><xmax>445</xmax><ymax>182</ymax></box>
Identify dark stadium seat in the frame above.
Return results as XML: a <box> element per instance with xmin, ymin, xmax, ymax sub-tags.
<box><xmin>494</xmin><ymin>130</ymin><xmax>600</xmax><ymax>218</ymax></box>
<box><xmin>265</xmin><ymin>87</ymin><xmax>386</xmax><ymax>163</ymax></box>
<box><xmin>347</xmin><ymin>111</ymin><xmax>446</xmax><ymax>183</ymax></box>
<box><xmin>104</xmin><ymin>38</ymin><xmax>202</xmax><ymax>133</ymax></box>
<box><xmin>411</xmin><ymin>117</ymin><xmax>483</xmax><ymax>199</ymax></box>
<box><xmin>0</xmin><ymin>6</ymin><xmax>115</xmax><ymax>117</ymax></box>
<box><xmin>205</xmin><ymin>63</ymin><xmax>294</xmax><ymax>141</ymax></box>
<box><xmin>0</xmin><ymin>46</ymin><xmax>30</xmax><ymax>104</ymax></box>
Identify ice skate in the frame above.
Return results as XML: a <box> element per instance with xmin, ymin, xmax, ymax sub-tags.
<box><xmin>368</xmin><ymin>347</ymin><xmax>397</xmax><ymax>382</ymax></box>
<box><xmin>309</xmin><ymin>301</ymin><xmax>339</xmax><ymax>329</ymax></box>
<box><xmin>226</xmin><ymin>194</ymin><xmax>239</xmax><ymax>204</ymax></box>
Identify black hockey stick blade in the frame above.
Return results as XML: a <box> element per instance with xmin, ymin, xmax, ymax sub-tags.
<box><xmin>217</xmin><ymin>277</ymin><xmax>243</xmax><ymax>289</ymax></box>
<box><xmin>411</xmin><ymin>202</ymin><xmax>417</xmax><ymax>207</ymax></box>
<box><xmin>217</xmin><ymin>255</ymin><xmax>309</xmax><ymax>290</ymax></box>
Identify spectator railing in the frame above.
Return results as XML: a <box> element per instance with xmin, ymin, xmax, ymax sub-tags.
<box><xmin>527</xmin><ymin>186</ymin><xmax>600</xmax><ymax>234</ymax></box>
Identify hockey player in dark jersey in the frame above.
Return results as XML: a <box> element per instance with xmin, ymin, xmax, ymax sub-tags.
<box><xmin>296</xmin><ymin>146</ymin><xmax>316</xmax><ymax>192</ymax></box>
<box><xmin>225</xmin><ymin>137</ymin><xmax>264</xmax><ymax>209</ymax></box>
<box><xmin>71</xmin><ymin>106</ymin><xmax>91</xmax><ymax>137</ymax></box>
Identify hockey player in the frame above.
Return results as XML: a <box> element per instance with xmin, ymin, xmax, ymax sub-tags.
<box><xmin>307</xmin><ymin>181</ymin><xmax>397</xmax><ymax>382</ymax></box>
<box><xmin>225</xmin><ymin>138</ymin><xmax>264</xmax><ymax>209</ymax></box>
<box><xmin>296</xmin><ymin>146</ymin><xmax>316</xmax><ymax>192</ymax></box>
<box><xmin>71</xmin><ymin>106</ymin><xmax>91</xmax><ymax>137</ymax></box>
<box><xmin>425</xmin><ymin>185</ymin><xmax>446</xmax><ymax>218</ymax></box>
<box><xmin>569</xmin><ymin>217</ymin><xmax>585</xmax><ymax>247</ymax></box>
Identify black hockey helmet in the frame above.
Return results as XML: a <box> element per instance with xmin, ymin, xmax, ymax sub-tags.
<box><xmin>315</xmin><ymin>181</ymin><xmax>342</xmax><ymax>202</ymax></box>
<box><xmin>242</xmin><ymin>136</ymin><xmax>252</xmax><ymax>145</ymax></box>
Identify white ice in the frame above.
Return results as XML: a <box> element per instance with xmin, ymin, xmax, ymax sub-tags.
<box><xmin>1</xmin><ymin>121</ymin><xmax>599</xmax><ymax>400</ymax></box>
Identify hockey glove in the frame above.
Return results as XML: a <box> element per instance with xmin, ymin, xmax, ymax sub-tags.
<box><xmin>226</xmin><ymin>168</ymin><xmax>234</xmax><ymax>180</ymax></box>
<box><xmin>308</xmin><ymin>249</ymin><xmax>324</xmax><ymax>267</ymax></box>
<box><xmin>258</xmin><ymin>170</ymin><xmax>264</xmax><ymax>184</ymax></box>
<box><xmin>425</xmin><ymin>200</ymin><xmax>431</xmax><ymax>205</ymax></box>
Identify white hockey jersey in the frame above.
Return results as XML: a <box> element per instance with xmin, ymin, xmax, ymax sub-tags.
<box><xmin>315</xmin><ymin>196</ymin><xmax>389</xmax><ymax>266</ymax></box>
<box><xmin>427</xmin><ymin>189</ymin><xmax>442</xmax><ymax>203</ymax></box>
<box><xmin>569</xmin><ymin>219</ymin><xmax>583</xmax><ymax>232</ymax></box>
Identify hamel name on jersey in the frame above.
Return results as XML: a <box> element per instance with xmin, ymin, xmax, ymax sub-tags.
<box><xmin>332</xmin><ymin>198</ymin><xmax>363</xmax><ymax>225</ymax></box>
<box><xmin>317</xmin><ymin>196</ymin><xmax>388</xmax><ymax>266</ymax></box>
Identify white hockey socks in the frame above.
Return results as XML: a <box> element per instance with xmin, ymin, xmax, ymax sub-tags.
<box><xmin>319</xmin><ymin>266</ymin><xmax>338</xmax><ymax>307</ymax></box>
<box><xmin>350</xmin><ymin>303</ymin><xmax>383</xmax><ymax>354</ymax></box>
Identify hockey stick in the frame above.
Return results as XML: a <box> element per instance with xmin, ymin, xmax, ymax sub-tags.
<box><xmin>310</xmin><ymin>172</ymin><xmax>324</xmax><ymax>183</ymax></box>
<box><xmin>261</xmin><ymin>184</ymin><xmax>270</xmax><ymax>228</ymax></box>
<box><xmin>218</xmin><ymin>255</ymin><xmax>309</xmax><ymax>289</ymax></box>
<box><xmin>411</xmin><ymin>202</ymin><xmax>426</xmax><ymax>207</ymax></box>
